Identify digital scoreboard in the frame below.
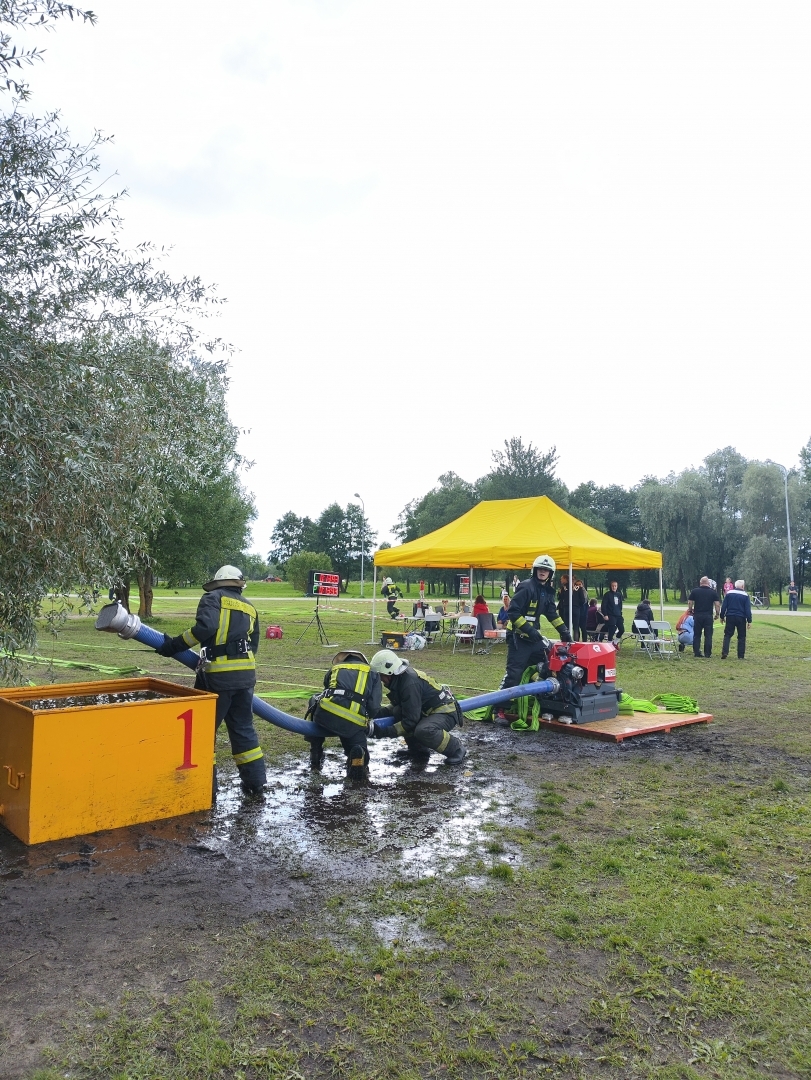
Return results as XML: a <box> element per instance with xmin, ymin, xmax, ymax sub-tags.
<box><xmin>455</xmin><ymin>574</ymin><xmax>470</xmax><ymax>598</ymax></box>
<box><xmin>307</xmin><ymin>570</ymin><xmax>340</xmax><ymax>598</ymax></box>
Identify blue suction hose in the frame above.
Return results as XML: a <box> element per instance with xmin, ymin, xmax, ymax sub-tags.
<box><xmin>94</xmin><ymin>604</ymin><xmax>559</xmax><ymax>739</ymax></box>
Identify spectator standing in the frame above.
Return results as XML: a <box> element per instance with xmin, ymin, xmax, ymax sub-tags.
<box><xmin>720</xmin><ymin>579</ymin><xmax>753</xmax><ymax>659</ymax></box>
<box><xmin>600</xmin><ymin>580</ymin><xmax>625</xmax><ymax>647</ymax></box>
<box><xmin>788</xmin><ymin>581</ymin><xmax>799</xmax><ymax>611</ymax></box>
<box><xmin>723</xmin><ymin>576</ymin><xmax>734</xmax><ymax>595</ymax></box>
<box><xmin>687</xmin><ymin>576</ymin><xmax>720</xmax><ymax>657</ymax></box>
<box><xmin>419</xmin><ymin>579</ymin><xmax>426</xmax><ymax>602</ymax></box>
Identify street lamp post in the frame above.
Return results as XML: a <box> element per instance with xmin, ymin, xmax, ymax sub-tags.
<box><xmin>353</xmin><ymin>493</ymin><xmax>365</xmax><ymax>598</ymax></box>
<box><xmin>766</xmin><ymin>460</ymin><xmax>794</xmax><ymax>585</ymax></box>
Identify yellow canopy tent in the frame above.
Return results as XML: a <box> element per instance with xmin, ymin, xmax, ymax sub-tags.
<box><xmin>370</xmin><ymin>496</ymin><xmax>663</xmax><ymax>641</ymax></box>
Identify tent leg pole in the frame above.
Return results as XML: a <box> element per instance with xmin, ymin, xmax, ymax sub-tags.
<box><xmin>569</xmin><ymin>560</ymin><xmax>573</xmax><ymax>639</ymax></box>
<box><xmin>659</xmin><ymin>567</ymin><xmax>664</xmax><ymax>619</ymax></box>
<box><xmin>368</xmin><ymin>565</ymin><xmax>378</xmax><ymax>645</ymax></box>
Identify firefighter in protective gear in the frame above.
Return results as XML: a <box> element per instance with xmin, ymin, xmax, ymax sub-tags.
<box><xmin>305</xmin><ymin>650</ymin><xmax>382</xmax><ymax>781</ymax></box>
<box><xmin>502</xmin><ymin>555</ymin><xmax>572</xmax><ymax>691</ymax></box>
<box><xmin>157</xmin><ymin>565</ymin><xmax>265</xmax><ymax>794</ymax></box>
<box><xmin>381</xmin><ymin>577</ymin><xmax>402</xmax><ymax>619</ymax></box>
<box><xmin>368</xmin><ymin>651</ymin><xmax>467</xmax><ymax>764</ymax></box>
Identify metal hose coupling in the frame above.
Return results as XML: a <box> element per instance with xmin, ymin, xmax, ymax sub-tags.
<box><xmin>94</xmin><ymin>602</ymin><xmax>143</xmax><ymax>640</ymax></box>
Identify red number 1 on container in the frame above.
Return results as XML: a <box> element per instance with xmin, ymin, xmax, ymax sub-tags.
<box><xmin>177</xmin><ymin>709</ymin><xmax>198</xmax><ymax>770</ymax></box>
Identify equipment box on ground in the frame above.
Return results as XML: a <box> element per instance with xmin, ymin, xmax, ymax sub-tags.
<box><xmin>0</xmin><ymin>677</ymin><xmax>217</xmax><ymax>845</ymax></box>
<box><xmin>380</xmin><ymin>630</ymin><xmax>406</xmax><ymax>650</ymax></box>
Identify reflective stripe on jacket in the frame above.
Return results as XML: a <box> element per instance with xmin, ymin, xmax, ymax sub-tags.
<box><xmin>319</xmin><ymin>662</ymin><xmax>383</xmax><ymax>727</ymax></box>
<box><xmin>181</xmin><ymin>587</ymin><xmax>259</xmax><ymax>676</ymax></box>
<box><xmin>506</xmin><ymin>578</ymin><xmax>564</xmax><ymax>637</ymax></box>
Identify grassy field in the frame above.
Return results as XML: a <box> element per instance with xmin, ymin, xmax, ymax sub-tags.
<box><xmin>5</xmin><ymin>597</ymin><xmax>811</xmax><ymax>1079</ymax></box>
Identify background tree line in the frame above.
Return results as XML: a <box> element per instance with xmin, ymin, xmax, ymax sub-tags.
<box><xmin>269</xmin><ymin>504</ymin><xmax>376</xmax><ymax>593</ymax></box>
<box><xmin>376</xmin><ymin>438</ymin><xmax>810</xmax><ymax>603</ymax></box>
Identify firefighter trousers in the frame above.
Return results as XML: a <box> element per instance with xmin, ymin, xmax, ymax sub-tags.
<box><xmin>502</xmin><ymin>633</ymin><xmax>547</xmax><ymax>690</ymax></box>
<box><xmin>196</xmin><ymin>673</ymin><xmax>266</xmax><ymax>789</ymax></box>
<box><xmin>307</xmin><ymin>707</ymin><xmax>369</xmax><ymax>763</ymax></box>
<box><xmin>399</xmin><ymin>707</ymin><xmax>459</xmax><ymax>754</ymax></box>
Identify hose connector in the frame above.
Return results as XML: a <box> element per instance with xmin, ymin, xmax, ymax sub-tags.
<box><xmin>94</xmin><ymin>602</ymin><xmax>142</xmax><ymax>640</ymax></box>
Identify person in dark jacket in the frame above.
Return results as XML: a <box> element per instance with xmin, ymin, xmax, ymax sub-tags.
<box><xmin>502</xmin><ymin>554</ymin><xmax>572</xmax><ymax>691</ymax></box>
<box><xmin>157</xmin><ymin>565</ymin><xmax>265</xmax><ymax>794</ymax></box>
<box><xmin>719</xmin><ymin>579</ymin><xmax>753</xmax><ymax>659</ymax></box>
<box><xmin>557</xmin><ymin>575</ymin><xmax>587</xmax><ymax>642</ymax></box>
<box><xmin>306</xmin><ymin>650</ymin><xmax>382</xmax><ymax>780</ymax></box>
<box><xmin>634</xmin><ymin>598</ymin><xmax>657</xmax><ymax>640</ymax></box>
<box><xmin>600</xmin><ymin>581</ymin><xmax>625</xmax><ymax>645</ymax></box>
<box><xmin>688</xmin><ymin>576</ymin><xmax>721</xmax><ymax>658</ymax></box>
<box><xmin>368</xmin><ymin>650</ymin><xmax>466</xmax><ymax>764</ymax></box>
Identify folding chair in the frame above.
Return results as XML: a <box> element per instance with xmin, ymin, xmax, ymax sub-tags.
<box><xmin>631</xmin><ymin>618</ymin><xmax>658</xmax><ymax>659</ymax></box>
<box><xmin>452</xmin><ymin>616</ymin><xmax>478</xmax><ymax>655</ymax></box>
<box><xmin>649</xmin><ymin>620</ymin><xmax>680</xmax><ymax>660</ymax></box>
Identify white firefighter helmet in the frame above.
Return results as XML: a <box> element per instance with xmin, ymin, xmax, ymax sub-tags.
<box><xmin>203</xmin><ymin>565</ymin><xmax>246</xmax><ymax>592</ymax></box>
<box><xmin>332</xmin><ymin>650</ymin><xmax>369</xmax><ymax>666</ymax></box>
<box><xmin>370</xmin><ymin>649</ymin><xmax>408</xmax><ymax>676</ymax></box>
<box><xmin>532</xmin><ymin>554</ymin><xmax>556</xmax><ymax>576</ymax></box>
<box><xmin>384</xmin><ymin>577</ymin><xmax>393</xmax><ymax>585</ymax></box>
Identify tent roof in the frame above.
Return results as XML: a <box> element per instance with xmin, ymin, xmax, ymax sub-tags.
<box><xmin>374</xmin><ymin>496</ymin><xmax>662</xmax><ymax>571</ymax></box>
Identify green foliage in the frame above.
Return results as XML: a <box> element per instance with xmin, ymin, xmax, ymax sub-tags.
<box><xmin>0</xmin><ymin>8</ymin><xmax>240</xmax><ymax>678</ymax></box>
<box><xmin>475</xmin><ymin>437</ymin><xmax>566</xmax><ymax>503</ymax></box>
<box><xmin>269</xmin><ymin>503</ymin><xmax>374</xmax><ymax>590</ymax></box>
<box><xmin>285</xmin><ymin>550</ymin><xmax>332</xmax><ymax>593</ymax></box>
<box><xmin>151</xmin><ymin>472</ymin><xmax>256</xmax><ymax>587</ymax></box>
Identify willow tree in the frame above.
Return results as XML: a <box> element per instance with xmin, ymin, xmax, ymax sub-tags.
<box><xmin>0</xmin><ymin>2</ymin><xmax>242</xmax><ymax>677</ymax></box>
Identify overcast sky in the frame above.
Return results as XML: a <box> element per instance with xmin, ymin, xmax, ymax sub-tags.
<box><xmin>20</xmin><ymin>0</ymin><xmax>811</xmax><ymax>553</ymax></box>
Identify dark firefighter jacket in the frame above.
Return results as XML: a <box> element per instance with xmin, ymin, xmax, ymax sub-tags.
<box><xmin>376</xmin><ymin>666</ymin><xmax>457</xmax><ymax>735</ymax></box>
<box><xmin>319</xmin><ymin>662</ymin><xmax>383</xmax><ymax>728</ymax></box>
<box><xmin>381</xmin><ymin>583</ymin><xmax>401</xmax><ymax>601</ymax></box>
<box><xmin>506</xmin><ymin>578</ymin><xmax>565</xmax><ymax>638</ymax></box>
<box><xmin>181</xmin><ymin>586</ymin><xmax>260</xmax><ymax>686</ymax></box>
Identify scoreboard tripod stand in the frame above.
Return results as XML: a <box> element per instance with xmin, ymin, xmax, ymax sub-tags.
<box><xmin>296</xmin><ymin>571</ymin><xmax>340</xmax><ymax>647</ymax></box>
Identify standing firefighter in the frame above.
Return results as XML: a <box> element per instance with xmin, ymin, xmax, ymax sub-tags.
<box><xmin>368</xmin><ymin>650</ymin><xmax>467</xmax><ymax>764</ymax></box>
<box><xmin>157</xmin><ymin>566</ymin><xmax>265</xmax><ymax>795</ymax></box>
<box><xmin>306</xmin><ymin>650</ymin><xmax>382</xmax><ymax>781</ymax></box>
<box><xmin>502</xmin><ymin>555</ymin><xmax>572</xmax><ymax>691</ymax></box>
<box><xmin>381</xmin><ymin>577</ymin><xmax>402</xmax><ymax>619</ymax></box>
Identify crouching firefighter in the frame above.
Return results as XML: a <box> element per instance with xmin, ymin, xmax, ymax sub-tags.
<box><xmin>368</xmin><ymin>650</ymin><xmax>467</xmax><ymax>765</ymax></box>
<box><xmin>502</xmin><ymin>555</ymin><xmax>572</xmax><ymax>692</ymax></box>
<box><xmin>305</xmin><ymin>650</ymin><xmax>382</xmax><ymax>781</ymax></box>
<box><xmin>157</xmin><ymin>565</ymin><xmax>265</xmax><ymax>796</ymax></box>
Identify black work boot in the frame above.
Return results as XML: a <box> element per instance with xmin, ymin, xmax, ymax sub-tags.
<box><xmin>443</xmin><ymin>736</ymin><xmax>468</xmax><ymax>765</ymax></box>
<box><xmin>309</xmin><ymin>739</ymin><xmax>325</xmax><ymax>771</ymax></box>
<box><xmin>404</xmin><ymin>738</ymin><xmax>431</xmax><ymax>762</ymax></box>
<box><xmin>346</xmin><ymin>745</ymin><xmax>369</xmax><ymax>783</ymax></box>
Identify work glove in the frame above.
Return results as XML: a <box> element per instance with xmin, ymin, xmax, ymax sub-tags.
<box><xmin>559</xmin><ymin>628</ymin><xmax>573</xmax><ymax>643</ymax></box>
<box><xmin>526</xmin><ymin>625</ymin><xmax>542</xmax><ymax>643</ymax></box>
<box><xmin>156</xmin><ymin>634</ymin><xmax>185</xmax><ymax>657</ymax></box>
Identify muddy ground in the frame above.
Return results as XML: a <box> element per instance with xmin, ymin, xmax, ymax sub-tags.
<box><xmin>3</xmin><ymin>709</ymin><xmax>804</xmax><ymax>1080</ymax></box>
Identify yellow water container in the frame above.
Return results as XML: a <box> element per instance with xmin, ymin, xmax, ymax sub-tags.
<box><xmin>0</xmin><ymin>677</ymin><xmax>217</xmax><ymax>844</ymax></box>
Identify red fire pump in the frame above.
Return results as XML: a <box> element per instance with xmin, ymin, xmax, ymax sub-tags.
<box><xmin>537</xmin><ymin>640</ymin><xmax>621</xmax><ymax>723</ymax></box>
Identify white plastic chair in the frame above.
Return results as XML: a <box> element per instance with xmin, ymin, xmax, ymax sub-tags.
<box><xmin>649</xmin><ymin>620</ymin><xmax>680</xmax><ymax>660</ymax></box>
<box><xmin>452</xmin><ymin>616</ymin><xmax>478</xmax><ymax>655</ymax></box>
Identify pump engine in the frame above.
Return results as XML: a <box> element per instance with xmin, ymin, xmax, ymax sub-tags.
<box><xmin>533</xmin><ymin>640</ymin><xmax>621</xmax><ymax>723</ymax></box>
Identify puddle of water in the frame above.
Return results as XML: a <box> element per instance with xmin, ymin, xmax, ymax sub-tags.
<box><xmin>196</xmin><ymin>741</ymin><xmax>530</xmax><ymax>881</ymax></box>
<box><xmin>371</xmin><ymin>914</ymin><xmax>444</xmax><ymax>952</ymax></box>
<box><xmin>0</xmin><ymin>740</ymin><xmax>533</xmax><ymax>886</ymax></box>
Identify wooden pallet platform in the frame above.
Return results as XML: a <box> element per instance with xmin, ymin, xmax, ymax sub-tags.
<box><xmin>538</xmin><ymin>711</ymin><xmax>713</xmax><ymax>743</ymax></box>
